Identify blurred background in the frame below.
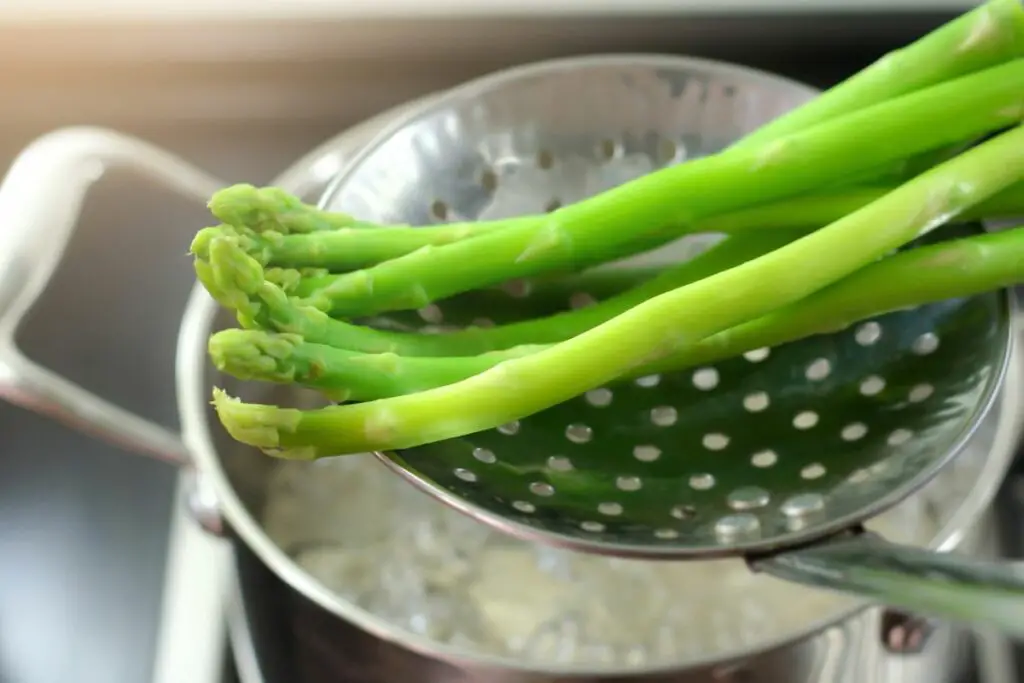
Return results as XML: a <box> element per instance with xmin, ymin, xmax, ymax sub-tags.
<box><xmin>0</xmin><ymin>2</ymin><xmax>992</xmax><ymax>683</ymax></box>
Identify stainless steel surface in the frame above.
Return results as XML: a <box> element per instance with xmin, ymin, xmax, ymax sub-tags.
<box><xmin>305</xmin><ymin>45</ymin><xmax>1024</xmax><ymax>635</ymax></box>
<box><xmin>0</xmin><ymin>15</ymin><xmax>1009</xmax><ymax>683</ymax></box>
<box><xmin>317</xmin><ymin>54</ymin><xmax>1012</xmax><ymax>563</ymax></box>
<box><xmin>216</xmin><ymin>509</ymin><xmax>1012</xmax><ymax>683</ymax></box>
<box><xmin>179</xmin><ymin>73</ymin><xmax>1023</xmax><ymax>680</ymax></box>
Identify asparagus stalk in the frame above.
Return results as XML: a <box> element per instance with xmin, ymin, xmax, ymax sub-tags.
<box><xmin>201</xmin><ymin>230</ymin><xmax>788</xmax><ymax>356</ymax></box>
<box><xmin>208</xmin><ymin>329</ymin><xmax>546</xmax><ymax>401</ymax></box>
<box><xmin>730</xmin><ymin>0</ymin><xmax>1024</xmax><ymax>150</ymax></box>
<box><xmin>211</xmin><ymin>123</ymin><xmax>1024</xmax><ymax>458</ymax></box>
<box><xmin>275</xmin><ymin>182</ymin><xmax>1024</xmax><ymax>301</ymax></box>
<box><xmin>698</xmin><ymin>181</ymin><xmax>1024</xmax><ymax>235</ymax></box>
<box><xmin>291</xmin><ymin>61</ymin><xmax>1024</xmax><ymax>318</ymax></box>
<box><xmin>208</xmin><ymin>184</ymin><xmax>374</xmax><ymax>234</ymax></box>
<box><xmin>208</xmin><ymin>224</ymin><xmax>1024</xmax><ymax>401</ymax></box>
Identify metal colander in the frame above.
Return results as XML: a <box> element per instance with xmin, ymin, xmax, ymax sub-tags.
<box><xmin>318</xmin><ymin>55</ymin><xmax>1024</xmax><ymax>634</ymax></box>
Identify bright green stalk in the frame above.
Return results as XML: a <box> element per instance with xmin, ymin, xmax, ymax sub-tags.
<box><xmin>211</xmin><ymin>123</ymin><xmax>1024</xmax><ymax>459</ymax></box>
<box><xmin>730</xmin><ymin>0</ymin><xmax>1024</xmax><ymax>150</ymax></box>
<box><xmin>278</xmin><ymin>181</ymin><xmax>1024</xmax><ymax>299</ymax></box>
<box><xmin>208</xmin><ymin>226</ymin><xmax>1024</xmax><ymax>401</ymax></box>
<box><xmin>209</xmin><ymin>329</ymin><xmax>545</xmax><ymax>401</ymax></box>
<box><xmin>208</xmin><ymin>184</ymin><xmax>375</xmax><ymax>234</ymax></box>
<box><xmin>294</xmin><ymin>61</ymin><xmax>1024</xmax><ymax>318</ymax></box>
<box><xmin>198</xmin><ymin>181</ymin><xmax>1024</xmax><ymax>295</ymax></box>
<box><xmin>202</xmin><ymin>230</ymin><xmax>792</xmax><ymax>356</ymax></box>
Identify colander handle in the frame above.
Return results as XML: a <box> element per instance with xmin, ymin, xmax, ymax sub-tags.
<box><xmin>0</xmin><ymin>127</ymin><xmax>225</xmax><ymax>465</ymax></box>
<box><xmin>755</xmin><ymin>534</ymin><xmax>1024</xmax><ymax>639</ymax></box>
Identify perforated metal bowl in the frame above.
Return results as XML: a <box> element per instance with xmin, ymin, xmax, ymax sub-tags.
<box><xmin>316</xmin><ymin>54</ymin><xmax>1024</xmax><ymax>637</ymax></box>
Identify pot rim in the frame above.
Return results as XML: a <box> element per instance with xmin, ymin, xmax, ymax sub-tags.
<box><xmin>175</xmin><ymin>52</ymin><xmax>1024</xmax><ymax>676</ymax></box>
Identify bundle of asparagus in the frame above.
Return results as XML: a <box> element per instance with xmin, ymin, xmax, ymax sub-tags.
<box><xmin>196</xmin><ymin>0</ymin><xmax>1024</xmax><ymax>461</ymax></box>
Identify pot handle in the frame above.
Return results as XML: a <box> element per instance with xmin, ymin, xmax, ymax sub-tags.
<box><xmin>0</xmin><ymin>127</ymin><xmax>225</xmax><ymax>465</ymax></box>
<box><xmin>754</xmin><ymin>534</ymin><xmax>1024</xmax><ymax>639</ymax></box>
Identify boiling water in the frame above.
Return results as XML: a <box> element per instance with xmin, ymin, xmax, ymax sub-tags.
<box><xmin>262</xmin><ymin>453</ymin><xmax>943</xmax><ymax>667</ymax></box>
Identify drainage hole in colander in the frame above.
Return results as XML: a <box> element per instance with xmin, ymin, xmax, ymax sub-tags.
<box><xmin>529</xmin><ymin>482</ymin><xmax>555</xmax><ymax>497</ymax></box>
<box><xmin>635</xmin><ymin>374</ymin><xmax>661</xmax><ymax>388</ymax></box>
<box><xmin>671</xmin><ymin>504</ymin><xmax>697</xmax><ymax>520</ymax></box>
<box><xmin>633</xmin><ymin>444</ymin><xmax>661</xmax><ymax>462</ymax></box>
<box><xmin>417</xmin><ymin>304</ymin><xmax>443</xmax><ymax>324</ymax></box>
<box><xmin>689</xmin><ymin>474</ymin><xmax>715</xmax><ymax>490</ymax></box>
<box><xmin>581</xmin><ymin>521</ymin><xmax>605</xmax><ymax>532</ymax></box>
<box><xmin>598</xmin><ymin>502</ymin><xmax>623</xmax><ymax>516</ymax></box>
<box><xmin>512</xmin><ymin>500</ymin><xmax>536</xmax><ymax>513</ymax></box>
<box><xmin>616</xmin><ymin>475</ymin><xmax>643</xmax><ymax>491</ymax></box>
<box><xmin>692</xmin><ymin>367</ymin><xmax>719</xmax><ymax>390</ymax></box>
<box><xmin>497</xmin><ymin>420</ymin><xmax>520</xmax><ymax>435</ymax></box>
<box><xmin>908</xmin><ymin>383</ymin><xmax>935</xmax><ymax>402</ymax></box>
<box><xmin>800</xmin><ymin>463</ymin><xmax>826</xmax><ymax>480</ymax></box>
<box><xmin>656</xmin><ymin>138</ymin><xmax>679</xmax><ymax>164</ymax></box>
<box><xmin>841</xmin><ymin>423</ymin><xmax>868</xmax><ymax>441</ymax></box>
<box><xmin>805</xmin><ymin>358</ymin><xmax>832</xmax><ymax>381</ymax></box>
<box><xmin>598</xmin><ymin>138</ymin><xmax>619</xmax><ymax>160</ymax></box>
<box><xmin>887</xmin><ymin>428</ymin><xmax>913</xmax><ymax>445</ymax></box>
<box><xmin>912</xmin><ymin>332</ymin><xmax>940</xmax><ymax>355</ymax></box>
<box><xmin>480</xmin><ymin>168</ymin><xmax>498</xmax><ymax>192</ymax></box>
<box><xmin>751</xmin><ymin>449</ymin><xmax>778</xmax><ymax>468</ymax></box>
<box><xmin>702</xmin><ymin>433</ymin><xmax>729</xmax><ymax>451</ymax></box>
<box><xmin>743</xmin><ymin>391</ymin><xmax>770</xmax><ymax>412</ymax></box>
<box><xmin>565</xmin><ymin>423</ymin><xmax>593</xmax><ymax>444</ymax></box>
<box><xmin>650</xmin><ymin>406</ymin><xmax>678</xmax><ymax>427</ymax></box>
<box><xmin>430</xmin><ymin>199</ymin><xmax>448</xmax><ymax>221</ymax></box>
<box><xmin>548</xmin><ymin>455</ymin><xmax>574</xmax><ymax>471</ymax></box>
<box><xmin>744</xmin><ymin>347</ymin><xmax>770</xmax><ymax>362</ymax></box>
<box><xmin>585</xmin><ymin>388</ymin><xmax>614</xmax><ymax>406</ymax></box>
<box><xmin>727</xmin><ymin>486</ymin><xmax>770</xmax><ymax>511</ymax></box>
<box><xmin>454</xmin><ymin>468</ymin><xmax>477</xmax><ymax>482</ymax></box>
<box><xmin>860</xmin><ymin>375</ymin><xmax>886</xmax><ymax>396</ymax></box>
<box><xmin>792</xmin><ymin>411</ymin><xmax>819</xmax><ymax>430</ymax></box>
<box><xmin>472</xmin><ymin>447</ymin><xmax>497</xmax><ymax>464</ymax></box>
<box><xmin>854</xmin><ymin>321</ymin><xmax>882</xmax><ymax>346</ymax></box>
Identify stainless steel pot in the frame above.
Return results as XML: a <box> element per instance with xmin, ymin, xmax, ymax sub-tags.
<box><xmin>0</xmin><ymin>75</ymin><xmax>1021</xmax><ymax>683</ymax></box>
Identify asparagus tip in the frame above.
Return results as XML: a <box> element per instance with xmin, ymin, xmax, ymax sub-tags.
<box><xmin>211</xmin><ymin>388</ymin><xmax>318</xmax><ymax>460</ymax></box>
<box><xmin>208</xmin><ymin>329</ymin><xmax>302</xmax><ymax>383</ymax></box>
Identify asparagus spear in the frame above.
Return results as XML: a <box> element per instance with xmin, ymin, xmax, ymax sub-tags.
<box><xmin>208</xmin><ymin>224</ymin><xmax>1024</xmax><ymax>401</ymax></box>
<box><xmin>289</xmin><ymin>61</ymin><xmax>1024</xmax><ymax>318</ymax></box>
<box><xmin>211</xmin><ymin>123</ymin><xmax>1024</xmax><ymax>458</ymax></box>
<box><xmin>202</xmin><ymin>229</ymin><xmax>790</xmax><ymax>356</ymax></box>
<box><xmin>730</xmin><ymin>0</ymin><xmax>1024</xmax><ymax>150</ymax></box>
<box><xmin>208</xmin><ymin>184</ymin><xmax>374</xmax><ymax>234</ymax></box>
<box><xmin>274</xmin><ymin>182</ymin><xmax>1024</xmax><ymax>301</ymax></box>
<box><xmin>208</xmin><ymin>329</ymin><xmax>546</xmax><ymax>401</ymax></box>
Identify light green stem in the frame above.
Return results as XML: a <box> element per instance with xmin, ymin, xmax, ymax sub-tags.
<box><xmin>209</xmin><ymin>225</ymin><xmax>1024</xmax><ymax>401</ymax></box>
<box><xmin>297</xmin><ymin>61</ymin><xmax>1024</xmax><ymax>318</ymax></box>
<box><xmin>204</xmin><ymin>230</ymin><xmax>796</xmax><ymax>356</ymax></box>
<box><xmin>212</xmin><ymin>123</ymin><xmax>1024</xmax><ymax>458</ymax></box>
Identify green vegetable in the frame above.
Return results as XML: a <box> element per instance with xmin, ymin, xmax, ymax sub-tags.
<box><xmin>203</xmin><ymin>229</ymin><xmax>798</xmax><ymax>356</ymax></box>
<box><xmin>285</xmin><ymin>61</ymin><xmax>1024</xmax><ymax>318</ymax></box>
<box><xmin>211</xmin><ymin>123</ymin><xmax>1024</xmax><ymax>458</ymax></box>
<box><xmin>272</xmin><ymin>181</ymin><xmax>1024</xmax><ymax>301</ymax></box>
<box><xmin>731</xmin><ymin>0</ymin><xmax>1024</xmax><ymax>150</ymax></box>
<box><xmin>208</xmin><ymin>225</ymin><xmax>1024</xmax><ymax>401</ymax></box>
